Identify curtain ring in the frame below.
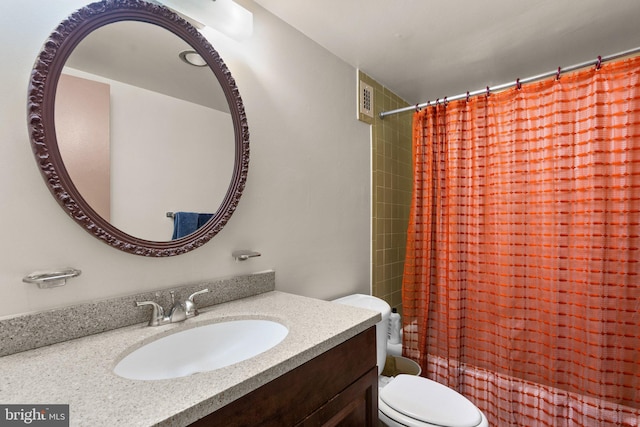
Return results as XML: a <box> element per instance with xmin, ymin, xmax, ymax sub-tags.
<box><xmin>443</xmin><ymin>96</ymin><xmax>448</xmax><ymax>106</ymax></box>
<box><xmin>436</xmin><ymin>98</ymin><xmax>440</xmax><ymax>105</ymax></box>
<box><xmin>516</xmin><ymin>78</ymin><xmax>521</xmax><ymax>90</ymax></box>
<box><xmin>596</xmin><ymin>55</ymin><xmax>602</xmax><ymax>70</ymax></box>
<box><xmin>486</xmin><ymin>86</ymin><xmax>490</xmax><ymax>97</ymax></box>
<box><xmin>415</xmin><ymin>103</ymin><xmax>421</xmax><ymax>112</ymax></box>
<box><xmin>556</xmin><ymin>66</ymin><xmax>561</xmax><ymax>80</ymax></box>
<box><xmin>466</xmin><ymin>91</ymin><xmax>470</xmax><ymax>102</ymax></box>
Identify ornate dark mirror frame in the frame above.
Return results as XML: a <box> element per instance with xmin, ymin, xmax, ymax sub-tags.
<box><xmin>27</xmin><ymin>0</ymin><xmax>249</xmax><ymax>257</ymax></box>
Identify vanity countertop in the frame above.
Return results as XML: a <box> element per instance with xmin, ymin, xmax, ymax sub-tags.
<box><xmin>0</xmin><ymin>291</ymin><xmax>379</xmax><ymax>426</ymax></box>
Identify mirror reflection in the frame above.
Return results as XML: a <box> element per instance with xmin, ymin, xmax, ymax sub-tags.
<box><xmin>55</xmin><ymin>21</ymin><xmax>234</xmax><ymax>241</ymax></box>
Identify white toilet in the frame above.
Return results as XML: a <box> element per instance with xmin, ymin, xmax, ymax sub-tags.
<box><xmin>333</xmin><ymin>294</ymin><xmax>489</xmax><ymax>427</ymax></box>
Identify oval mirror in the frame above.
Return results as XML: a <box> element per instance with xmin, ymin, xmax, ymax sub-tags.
<box><xmin>27</xmin><ymin>0</ymin><xmax>250</xmax><ymax>256</ymax></box>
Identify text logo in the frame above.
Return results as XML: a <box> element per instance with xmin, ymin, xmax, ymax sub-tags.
<box><xmin>0</xmin><ymin>405</ymin><xmax>68</xmax><ymax>426</ymax></box>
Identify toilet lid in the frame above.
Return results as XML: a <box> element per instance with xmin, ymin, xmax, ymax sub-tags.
<box><xmin>380</xmin><ymin>375</ymin><xmax>482</xmax><ymax>427</ymax></box>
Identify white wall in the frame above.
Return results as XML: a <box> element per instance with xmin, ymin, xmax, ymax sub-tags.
<box><xmin>0</xmin><ymin>0</ymin><xmax>371</xmax><ymax>318</ymax></box>
<box><xmin>60</xmin><ymin>68</ymin><xmax>234</xmax><ymax>241</ymax></box>
<box><xmin>108</xmin><ymin>77</ymin><xmax>233</xmax><ymax>241</ymax></box>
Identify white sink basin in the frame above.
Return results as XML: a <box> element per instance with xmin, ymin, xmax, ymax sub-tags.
<box><xmin>114</xmin><ymin>319</ymin><xmax>288</xmax><ymax>380</ymax></box>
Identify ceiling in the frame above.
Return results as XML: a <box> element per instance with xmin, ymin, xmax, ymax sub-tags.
<box><xmin>65</xmin><ymin>20</ymin><xmax>229</xmax><ymax>112</ymax></box>
<box><xmin>254</xmin><ymin>0</ymin><xmax>640</xmax><ymax>109</ymax></box>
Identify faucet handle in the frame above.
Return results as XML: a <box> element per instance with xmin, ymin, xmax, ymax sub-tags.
<box><xmin>188</xmin><ymin>288</ymin><xmax>210</xmax><ymax>301</ymax></box>
<box><xmin>185</xmin><ymin>288</ymin><xmax>210</xmax><ymax>318</ymax></box>
<box><xmin>136</xmin><ymin>301</ymin><xmax>168</xmax><ymax>326</ymax></box>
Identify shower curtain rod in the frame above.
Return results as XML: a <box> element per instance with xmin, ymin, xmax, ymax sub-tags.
<box><xmin>379</xmin><ymin>46</ymin><xmax>640</xmax><ymax>119</ymax></box>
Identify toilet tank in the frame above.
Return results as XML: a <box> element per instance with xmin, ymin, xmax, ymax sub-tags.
<box><xmin>332</xmin><ymin>294</ymin><xmax>390</xmax><ymax>375</ymax></box>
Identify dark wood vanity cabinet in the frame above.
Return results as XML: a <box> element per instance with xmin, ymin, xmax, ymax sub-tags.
<box><xmin>190</xmin><ymin>326</ymin><xmax>378</xmax><ymax>427</ymax></box>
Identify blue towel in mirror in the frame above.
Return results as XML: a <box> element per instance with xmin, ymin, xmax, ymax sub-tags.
<box><xmin>197</xmin><ymin>213</ymin><xmax>213</xmax><ymax>228</ymax></box>
<box><xmin>171</xmin><ymin>212</ymin><xmax>213</xmax><ymax>240</ymax></box>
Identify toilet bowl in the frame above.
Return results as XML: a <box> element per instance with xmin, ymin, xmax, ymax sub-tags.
<box><xmin>333</xmin><ymin>294</ymin><xmax>488</xmax><ymax>427</ymax></box>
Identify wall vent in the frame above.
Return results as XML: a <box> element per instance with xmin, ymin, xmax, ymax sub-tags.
<box><xmin>359</xmin><ymin>81</ymin><xmax>374</xmax><ymax>118</ymax></box>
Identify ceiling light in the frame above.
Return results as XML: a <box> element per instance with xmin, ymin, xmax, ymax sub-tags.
<box><xmin>179</xmin><ymin>50</ymin><xmax>208</xmax><ymax>67</ymax></box>
<box><xmin>160</xmin><ymin>0</ymin><xmax>253</xmax><ymax>41</ymax></box>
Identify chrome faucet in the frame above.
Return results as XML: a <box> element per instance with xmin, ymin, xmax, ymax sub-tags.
<box><xmin>167</xmin><ymin>291</ymin><xmax>187</xmax><ymax>323</ymax></box>
<box><xmin>136</xmin><ymin>288</ymin><xmax>210</xmax><ymax>327</ymax></box>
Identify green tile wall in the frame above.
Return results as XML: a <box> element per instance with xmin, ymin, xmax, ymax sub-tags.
<box><xmin>358</xmin><ymin>71</ymin><xmax>412</xmax><ymax>313</ymax></box>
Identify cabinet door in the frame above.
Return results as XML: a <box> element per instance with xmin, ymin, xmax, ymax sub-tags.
<box><xmin>296</xmin><ymin>366</ymin><xmax>378</xmax><ymax>427</ymax></box>
<box><xmin>189</xmin><ymin>327</ymin><xmax>377</xmax><ymax>427</ymax></box>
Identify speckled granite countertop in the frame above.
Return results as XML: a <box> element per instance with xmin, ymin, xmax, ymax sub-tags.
<box><xmin>0</xmin><ymin>291</ymin><xmax>379</xmax><ymax>426</ymax></box>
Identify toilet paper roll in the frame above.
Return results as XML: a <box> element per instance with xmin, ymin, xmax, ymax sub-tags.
<box><xmin>387</xmin><ymin>341</ymin><xmax>402</xmax><ymax>357</ymax></box>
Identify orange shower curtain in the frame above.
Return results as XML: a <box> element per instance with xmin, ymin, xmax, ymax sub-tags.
<box><xmin>403</xmin><ymin>56</ymin><xmax>640</xmax><ymax>426</ymax></box>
